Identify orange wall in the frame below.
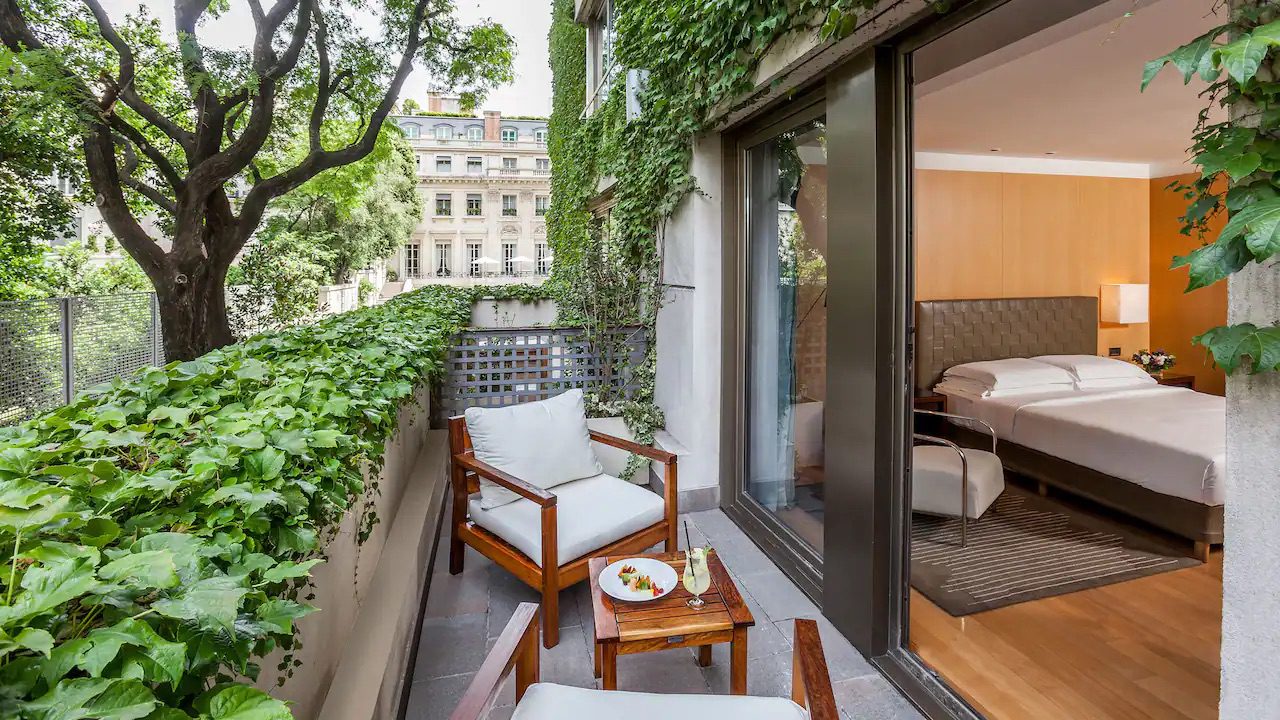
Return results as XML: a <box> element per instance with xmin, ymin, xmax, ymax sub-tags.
<box><xmin>915</xmin><ymin>170</ymin><xmax>1150</xmax><ymax>357</ymax></box>
<box><xmin>1149</xmin><ymin>175</ymin><xmax>1228</xmax><ymax>395</ymax></box>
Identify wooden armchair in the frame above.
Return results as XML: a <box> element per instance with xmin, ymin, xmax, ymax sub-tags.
<box><xmin>450</xmin><ymin>602</ymin><xmax>839</xmax><ymax>720</ymax></box>
<box><xmin>449</xmin><ymin>416</ymin><xmax>677</xmax><ymax>648</ymax></box>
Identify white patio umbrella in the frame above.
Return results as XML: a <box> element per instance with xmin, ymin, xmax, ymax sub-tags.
<box><xmin>510</xmin><ymin>255</ymin><xmax>534</xmax><ymax>264</ymax></box>
<box><xmin>471</xmin><ymin>256</ymin><xmax>500</xmax><ymax>266</ymax></box>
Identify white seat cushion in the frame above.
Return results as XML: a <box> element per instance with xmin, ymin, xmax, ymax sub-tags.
<box><xmin>467</xmin><ymin>473</ymin><xmax>665</xmax><ymax>566</ymax></box>
<box><xmin>464</xmin><ymin>389</ymin><xmax>603</xmax><ymax>509</ymax></box>
<box><xmin>511</xmin><ymin>683</ymin><xmax>808</xmax><ymax>720</ymax></box>
<box><xmin>912</xmin><ymin>446</ymin><xmax>1004</xmax><ymax>519</ymax></box>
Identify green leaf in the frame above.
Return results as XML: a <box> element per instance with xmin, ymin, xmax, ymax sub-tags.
<box><xmin>81</xmin><ymin>678</ymin><xmax>156</xmax><ymax>720</ymax></box>
<box><xmin>1219</xmin><ymin>196</ymin><xmax>1280</xmax><ymax>262</ymax></box>
<box><xmin>1171</xmin><ymin>235</ymin><xmax>1252</xmax><ymax>290</ymax></box>
<box><xmin>0</xmin><ymin>558</ymin><xmax>99</xmax><ymax>626</ymax></box>
<box><xmin>82</xmin><ymin>620</ymin><xmax>185</xmax><ymax>686</ymax></box>
<box><xmin>244</xmin><ymin>447</ymin><xmax>286</xmax><ymax>481</ymax></box>
<box><xmin>209</xmin><ymin>484</ymin><xmax>285</xmax><ymax>515</ymax></box>
<box><xmin>203</xmin><ymin>685</ymin><xmax>292</xmax><ymax>720</ymax></box>
<box><xmin>1224</xmin><ymin>151</ymin><xmax>1262</xmax><ymax>180</ymax></box>
<box><xmin>152</xmin><ymin>576</ymin><xmax>249</xmax><ymax>629</ymax></box>
<box><xmin>261</xmin><ymin>559</ymin><xmax>322</xmax><ymax>584</ymax></box>
<box><xmin>98</xmin><ymin>551</ymin><xmax>179</xmax><ymax>590</ymax></box>
<box><xmin>270</xmin><ymin>525</ymin><xmax>317</xmax><ymax>554</ymax></box>
<box><xmin>1195</xmin><ymin>323</ymin><xmax>1280</xmax><ymax>374</ymax></box>
<box><xmin>15</xmin><ymin>627</ymin><xmax>53</xmax><ymax>656</ymax></box>
<box><xmin>146</xmin><ymin>406</ymin><xmax>192</xmax><ymax>426</ymax></box>
<box><xmin>1218</xmin><ymin>33</ymin><xmax>1269</xmax><ymax>83</ymax></box>
<box><xmin>254</xmin><ymin>599</ymin><xmax>317</xmax><ymax>634</ymax></box>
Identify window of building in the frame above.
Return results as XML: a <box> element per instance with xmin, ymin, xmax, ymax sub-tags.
<box><xmin>466</xmin><ymin>193</ymin><xmax>483</xmax><ymax>216</ymax></box>
<box><xmin>535</xmin><ymin>128</ymin><xmax>548</xmax><ymax>145</ymax></box>
<box><xmin>466</xmin><ymin>125</ymin><xmax>484</xmax><ymax>142</ymax></box>
<box><xmin>536</xmin><ymin>158</ymin><xmax>550</xmax><ymax>174</ymax></box>
<box><xmin>502</xmin><ymin>194</ymin><xmax>518</xmax><ymax>217</ymax></box>
<box><xmin>501</xmin><ymin>127</ymin><xmax>518</xmax><ymax>144</ymax></box>
<box><xmin>467</xmin><ymin>156</ymin><xmax>483</xmax><ymax>174</ymax></box>
<box><xmin>586</xmin><ymin>0</ymin><xmax>618</xmax><ymax>115</ymax></box>
<box><xmin>535</xmin><ymin>195</ymin><xmax>549</xmax><ymax>216</ymax></box>
<box><xmin>435</xmin><ymin>155</ymin><xmax>452</xmax><ymax>173</ymax></box>
<box><xmin>467</xmin><ymin>242</ymin><xmax>482</xmax><ymax>277</ymax></box>
<box><xmin>536</xmin><ymin>242</ymin><xmax>550</xmax><ymax>275</ymax></box>
<box><xmin>502</xmin><ymin>242</ymin><xmax>516</xmax><ymax>275</ymax></box>
<box><xmin>502</xmin><ymin>157</ymin><xmax>517</xmax><ymax>173</ymax></box>
<box><xmin>434</xmin><ymin>125</ymin><xmax>452</xmax><ymax>141</ymax></box>
<box><xmin>435</xmin><ymin>193</ymin><xmax>452</xmax><ymax>216</ymax></box>
<box><xmin>404</xmin><ymin>243</ymin><xmax>420</xmax><ymax>277</ymax></box>
<box><xmin>403</xmin><ymin>123</ymin><xmax>421</xmax><ymax>139</ymax></box>
<box><xmin>435</xmin><ymin>242</ymin><xmax>451</xmax><ymax>276</ymax></box>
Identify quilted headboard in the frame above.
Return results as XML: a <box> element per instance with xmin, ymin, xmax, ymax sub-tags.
<box><xmin>914</xmin><ymin>296</ymin><xmax>1098</xmax><ymax>393</ymax></box>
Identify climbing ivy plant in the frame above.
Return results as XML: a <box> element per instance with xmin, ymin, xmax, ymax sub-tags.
<box><xmin>1146</xmin><ymin>1</ymin><xmax>1280</xmax><ymax>374</ymax></box>
<box><xmin>547</xmin><ymin>0</ymin><xmax>876</xmax><ymax>453</ymax></box>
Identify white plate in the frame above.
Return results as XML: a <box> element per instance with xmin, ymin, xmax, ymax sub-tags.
<box><xmin>600</xmin><ymin>557</ymin><xmax>679</xmax><ymax>603</ymax></box>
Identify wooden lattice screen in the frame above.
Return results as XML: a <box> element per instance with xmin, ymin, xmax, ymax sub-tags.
<box><xmin>435</xmin><ymin>325</ymin><xmax>648</xmax><ymax>423</ymax></box>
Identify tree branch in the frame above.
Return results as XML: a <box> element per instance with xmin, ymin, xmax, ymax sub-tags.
<box><xmin>80</xmin><ymin>0</ymin><xmax>195</xmax><ymax>151</ymax></box>
<box><xmin>118</xmin><ymin>137</ymin><xmax>178</xmax><ymax>213</ymax></box>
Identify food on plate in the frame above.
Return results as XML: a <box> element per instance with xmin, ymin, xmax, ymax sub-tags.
<box><xmin>617</xmin><ymin>563</ymin><xmax>664</xmax><ymax>597</ymax></box>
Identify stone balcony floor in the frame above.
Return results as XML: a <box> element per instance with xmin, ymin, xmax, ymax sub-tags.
<box><xmin>406</xmin><ymin>508</ymin><xmax>925</xmax><ymax>720</ymax></box>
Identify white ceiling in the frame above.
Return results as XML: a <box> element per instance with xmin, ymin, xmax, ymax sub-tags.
<box><xmin>913</xmin><ymin>0</ymin><xmax>1225</xmax><ymax>173</ymax></box>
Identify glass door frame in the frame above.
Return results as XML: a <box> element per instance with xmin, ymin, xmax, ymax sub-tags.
<box><xmin>721</xmin><ymin>87</ymin><xmax>829</xmax><ymax>602</ymax></box>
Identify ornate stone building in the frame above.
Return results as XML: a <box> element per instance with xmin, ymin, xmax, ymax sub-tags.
<box><xmin>389</xmin><ymin>93</ymin><xmax>552</xmax><ymax>286</ymax></box>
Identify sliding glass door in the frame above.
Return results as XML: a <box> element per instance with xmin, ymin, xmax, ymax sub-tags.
<box><xmin>744</xmin><ymin>117</ymin><xmax>830</xmax><ymax>554</ymax></box>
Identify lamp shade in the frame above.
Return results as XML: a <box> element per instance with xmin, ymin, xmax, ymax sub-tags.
<box><xmin>1100</xmin><ymin>283</ymin><xmax>1149</xmax><ymax>324</ymax></box>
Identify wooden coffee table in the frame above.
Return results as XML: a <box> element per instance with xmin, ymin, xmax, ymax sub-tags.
<box><xmin>587</xmin><ymin>550</ymin><xmax>754</xmax><ymax>694</ymax></box>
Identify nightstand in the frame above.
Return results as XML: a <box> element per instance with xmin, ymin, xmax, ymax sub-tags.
<box><xmin>914</xmin><ymin>392</ymin><xmax>946</xmax><ymax>412</ymax></box>
<box><xmin>1155</xmin><ymin>372</ymin><xmax>1195</xmax><ymax>390</ymax></box>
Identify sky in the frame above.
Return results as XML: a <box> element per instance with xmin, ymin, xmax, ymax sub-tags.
<box><xmin>98</xmin><ymin>0</ymin><xmax>554</xmax><ymax>117</ymax></box>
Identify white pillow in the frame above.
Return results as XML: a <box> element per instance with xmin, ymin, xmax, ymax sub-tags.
<box><xmin>943</xmin><ymin>358</ymin><xmax>1074</xmax><ymax>391</ymax></box>
<box><xmin>464</xmin><ymin>389</ymin><xmax>603</xmax><ymax>509</ymax></box>
<box><xmin>1033</xmin><ymin>355</ymin><xmax>1152</xmax><ymax>382</ymax></box>
<box><xmin>1074</xmin><ymin>376</ymin><xmax>1158</xmax><ymax>390</ymax></box>
<box><xmin>934</xmin><ymin>377</ymin><xmax>1074</xmax><ymax>398</ymax></box>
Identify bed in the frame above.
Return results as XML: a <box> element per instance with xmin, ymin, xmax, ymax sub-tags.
<box><xmin>915</xmin><ymin>297</ymin><xmax>1225</xmax><ymax>557</ymax></box>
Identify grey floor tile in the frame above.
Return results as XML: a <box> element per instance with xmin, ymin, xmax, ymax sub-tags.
<box><xmin>424</xmin><ymin>568</ymin><xmax>489</xmax><ymax>619</ymax></box>
<box><xmin>415</xmin><ymin>612</ymin><xmax>488</xmax><ymax>682</ymax></box>
<box><xmin>699</xmin><ymin>646</ymin><xmax>793</xmax><ymax>698</ymax></box>
<box><xmin>834</xmin><ymin>675</ymin><xmax>926</xmax><ymax>719</ymax></box>
<box><xmin>486</xmin><ymin>566</ymin><xmax>581</xmax><ymax>639</ymax></box>
<box><xmin>404</xmin><ymin>672</ymin><xmax>475</xmax><ymax>720</ymax></box>
<box><xmin>736</xmin><ymin>567</ymin><xmax>821</xmax><ymax>622</ymax></box>
<box><xmin>613</xmin><ymin>647</ymin><xmax>712</xmax><ymax>694</ymax></box>
<box><xmin>492</xmin><ymin>623</ymin><xmax>597</xmax><ymax>706</ymax></box>
<box><xmin>774</xmin><ymin>616</ymin><xmax>877</xmax><ymax>683</ymax></box>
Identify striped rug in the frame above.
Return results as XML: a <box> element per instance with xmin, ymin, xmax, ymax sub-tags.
<box><xmin>911</xmin><ymin>487</ymin><xmax>1201</xmax><ymax>616</ymax></box>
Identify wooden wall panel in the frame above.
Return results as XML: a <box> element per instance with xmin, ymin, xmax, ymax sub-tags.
<box><xmin>914</xmin><ymin>170</ymin><xmax>1150</xmax><ymax>358</ymax></box>
<box><xmin>914</xmin><ymin>170</ymin><xmax>1003</xmax><ymax>299</ymax></box>
<box><xmin>1149</xmin><ymin>175</ymin><xmax>1228</xmax><ymax>396</ymax></box>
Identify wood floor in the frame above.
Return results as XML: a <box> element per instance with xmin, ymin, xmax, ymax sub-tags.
<box><xmin>910</xmin><ymin>548</ymin><xmax>1222</xmax><ymax>720</ymax></box>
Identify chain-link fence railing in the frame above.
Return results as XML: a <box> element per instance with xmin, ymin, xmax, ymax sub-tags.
<box><xmin>0</xmin><ymin>293</ymin><xmax>163</xmax><ymax>426</ymax></box>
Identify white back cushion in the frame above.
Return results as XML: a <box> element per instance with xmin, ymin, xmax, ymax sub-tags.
<box><xmin>464</xmin><ymin>389</ymin><xmax>603</xmax><ymax>509</ymax></box>
<box><xmin>943</xmin><ymin>358</ymin><xmax>1074</xmax><ymax>391</ymax></box>
<box><xmin>1033</xmin><ymin>354</ymin><xmax>1153</xmax><ymax>382</ymax></box>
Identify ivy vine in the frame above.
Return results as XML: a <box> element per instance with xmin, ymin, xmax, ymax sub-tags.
<box><xmin>547</xmin><ymin>0</ymin><xmax>876</xmax><ymax>468</ymax></box>
<box><xmin>1147</xmin><ymin>0</ymin><xmax>1280</xmax><ymax>374</ymax></box>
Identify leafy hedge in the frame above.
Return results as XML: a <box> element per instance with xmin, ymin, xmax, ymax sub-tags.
<box><xmin>0</xmin><ymin>285</ymin><xmax>485</xmax><ymax>719</ymax></box>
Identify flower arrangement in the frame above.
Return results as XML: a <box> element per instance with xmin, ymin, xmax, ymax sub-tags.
<box><xmin>1133</xmin><ymin>349</ymin><xmax>1177</xmax><ymax>375</ymax></box>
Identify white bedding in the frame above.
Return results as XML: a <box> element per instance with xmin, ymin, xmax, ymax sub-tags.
<box><xmin>938</xmin><ymin>385</ymin><xmax>1225</xmax><ymax>506</ymax></box>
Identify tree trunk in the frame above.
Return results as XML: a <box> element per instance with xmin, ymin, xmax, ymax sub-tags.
<box><xmin>154</xmin><ymin>258</ymin><xmax>235</xmax><ymax>362</ymax></box>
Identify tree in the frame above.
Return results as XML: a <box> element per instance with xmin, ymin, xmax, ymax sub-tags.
<box><xmin>0</xmin><ymin>0</ymin><xmax>513</xmax><ymax>359</ymax></box>
<box><xmin>0</xmin><ymin>47</ymin><xmax>83</xmax><ymax>300</ymax></box>
<box><xmin>270</xmin><ymin>123</ymin><xmax>422</xmax><ymax>284</ymax></box>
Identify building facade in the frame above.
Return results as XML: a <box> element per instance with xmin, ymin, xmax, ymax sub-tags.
<box><xmin>390</xmin><ymin>96</ymin><xmax>552</xmax><ymax>286</ymax></box>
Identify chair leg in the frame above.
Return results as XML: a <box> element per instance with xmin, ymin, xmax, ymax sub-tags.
<box><xmin>541</xmin><ymin>581</ymin><xmax>559</xmax><ymax>649</ymax></box>
<box><xmin>449</xmin><ymin>496</ymin><xmax>466</xmax><ymax>576</ymax></box>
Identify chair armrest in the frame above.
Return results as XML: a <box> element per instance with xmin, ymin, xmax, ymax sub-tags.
<box><xmin>588</xmin><ymin>430</ymin><xmax>677</xmax><ymax>463</ymax></box>
<box><xmin>913</xmin><ymin>408</ymin><xmax>997</xmax><ymax>452</ymax></box>
<box><xmin>450</xmin><ymin>602</ymin><xmax>540</xmax><ymax>720</ymax></box>
<box><xmin>454</xmin><ymin>452</ymin><xmax>557</xmax><ymax>507</ymax></box>
<box><xmin>790</xmin><ymin>619</ymin><xmax>838</xmax><ymax>720</ymax></box>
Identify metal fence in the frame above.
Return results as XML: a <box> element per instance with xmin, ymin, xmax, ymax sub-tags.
<box><xmin>0</xmin><ymin>293</ymin><xmax>163</xmax><ymax>426</ymax></box>
<box><xmin>436</xmin><ymin>325</ymin><xmax>648</xmax><ymax>424</ymax></box>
